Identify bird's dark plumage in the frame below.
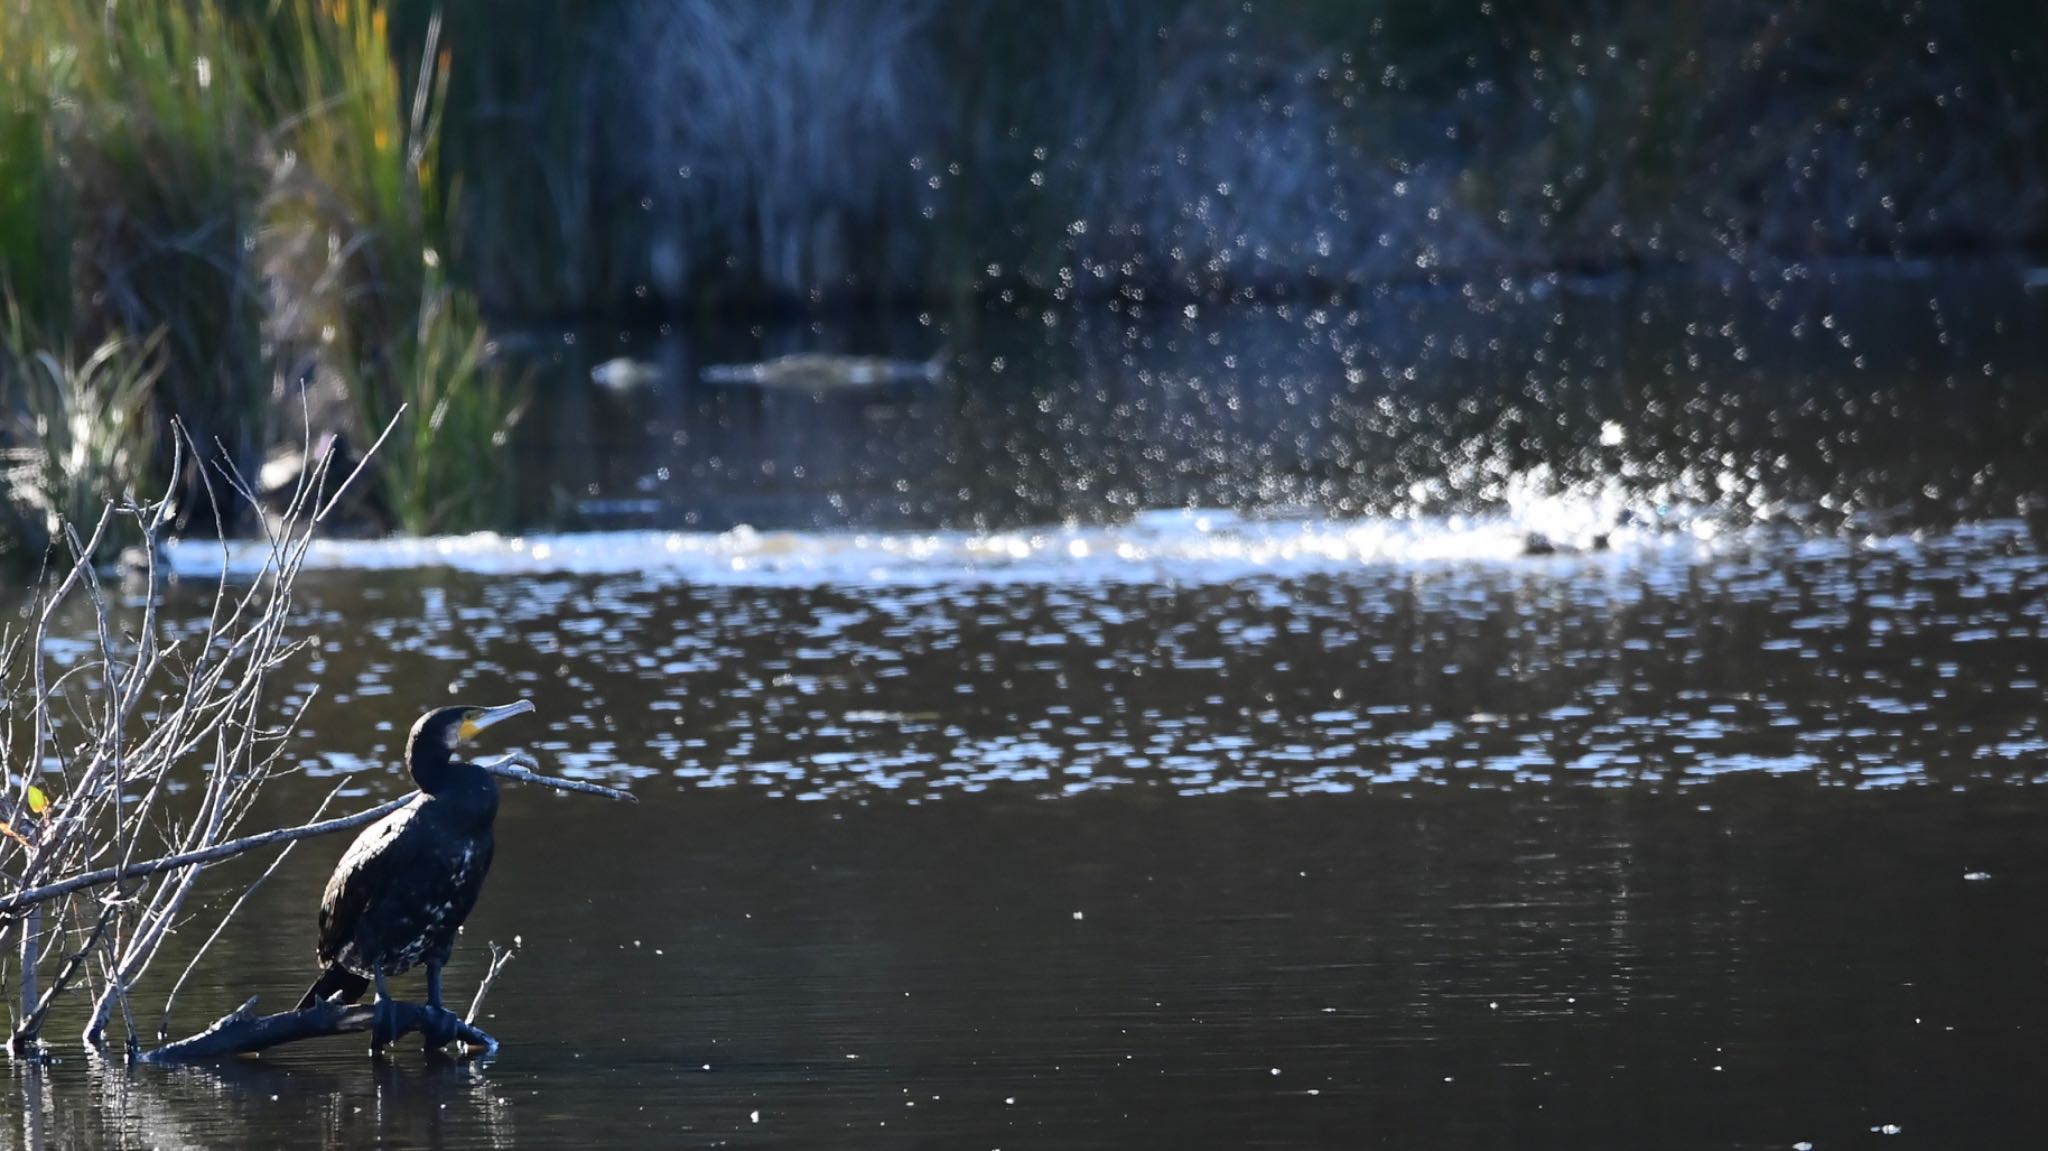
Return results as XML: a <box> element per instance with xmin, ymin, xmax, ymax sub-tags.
<box><xmin>297</xmin><ymin>701</ymin><xmax>531</xmax><ymax>1021</ymax></box>
<box><xmin>300</xmin><ymin>960</ymin><xmax>368</xmax><ymax>1008</ymax></box>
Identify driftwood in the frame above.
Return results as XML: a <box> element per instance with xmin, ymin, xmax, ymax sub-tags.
<box><xmin>141</xmin><ymin>994</ymin><xmax>497</xmax><ymax>1063</ymax></box>
<box><xmin>145</xmin><ymin>937</ymin><xmax>526</xmax><ymax>1063</ymax></box>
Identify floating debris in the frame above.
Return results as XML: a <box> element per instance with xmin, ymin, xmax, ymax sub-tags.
<box><xmin>700</xmin><ymin>348</ymin><xmax>948</xmax><ymax>390</ymax></box>
<box><xmin>589</xmin><ymin>358</ymin><xmax>664</xmax><ymax>393</ymax></box>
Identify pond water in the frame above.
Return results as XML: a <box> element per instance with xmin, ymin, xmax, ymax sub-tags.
<box><xmin>10</xmin><ymin>271</ymin><xmax>2048</xmax><ymax>1148</ymax></box>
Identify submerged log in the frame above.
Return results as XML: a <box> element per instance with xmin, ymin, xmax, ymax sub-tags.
<box><xmin>141</xmin><ymin>996</ymin><xmax>497</xmax><ymax>1063</ymax></box>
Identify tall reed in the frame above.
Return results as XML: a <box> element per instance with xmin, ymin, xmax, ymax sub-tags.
<box><xmin>261</xmin><ymin>1</ymin><xmax>524</xmax><ymax>533</ymax></box>
<box><xmin>348</xmin><ymin>274</ymin><xmax>525</xmax><ymax>534</ymax></box>
<box><xmin>617</xmin><ymin>0</ymin><xmax>945</xmax><ymax>307</ymax></box>
<box><xmin>419</xmin><ymin>0</ymin><xmax>624</xmax><ymax>318</ymax></box>
<box><xmin>57</xmin><ymin>0</ymin><xmax>266</xmax><ymax>506</ymax></box>
<box><xmin>0</xmin><ymin>6</ymin><xmax>67</xmax><ymax>339</ymax></box>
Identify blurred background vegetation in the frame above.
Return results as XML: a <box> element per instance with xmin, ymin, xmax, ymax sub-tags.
<box><xmin>2</xmin><ymin>0</ymin><xmax>2044</xmax><ymax>558</ymax></box>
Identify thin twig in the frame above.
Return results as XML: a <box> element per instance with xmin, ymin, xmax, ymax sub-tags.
<box><xmin>464</xmin><ymin>941</ymin><xmax>516</xmax><ymax>1030</ymax></box>
<box><xmin>456</xmin><ymin>940</ymin><xmax>516</xmax><ymax>1056</ymax></box>
<box><xmin>316</xmin><ymin>405</ymin><xmax>406</xmax><ymax>523</ymax></box>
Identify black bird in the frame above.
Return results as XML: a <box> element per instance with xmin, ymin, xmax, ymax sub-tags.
<box><xmin>297</xmin><ymin>700</ymin><xmax>533</xmax><ymax>1047</ymax></box>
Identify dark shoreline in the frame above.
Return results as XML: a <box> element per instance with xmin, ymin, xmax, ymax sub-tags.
<box><xmin>490</xmin><ymin>250</ymin><xmax>2048</xmax><ymax>331</ymax></box>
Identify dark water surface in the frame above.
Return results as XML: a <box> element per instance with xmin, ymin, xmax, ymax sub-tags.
<box><xmin>11</xmin><ymin>275</ymin><xmax>2048</xmax><ymax>1148</ymax></box>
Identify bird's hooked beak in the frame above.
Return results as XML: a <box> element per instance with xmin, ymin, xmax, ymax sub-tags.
<box><xmin>458</xmin><ymin>700</ymin><xmax>534</xmax><ymax>743</ymax></box>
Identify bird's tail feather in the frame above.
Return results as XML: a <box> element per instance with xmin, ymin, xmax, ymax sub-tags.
<box><xmin>296</xmin><ymin>964</ymin><xmax>369</xmax><ymax>1011</ymax></box>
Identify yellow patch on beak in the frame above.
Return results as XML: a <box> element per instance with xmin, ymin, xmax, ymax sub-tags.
<box><xmin>455</xmin><ymin>701</ymin><xmax>533</xmax><ymax>744</ymax></box>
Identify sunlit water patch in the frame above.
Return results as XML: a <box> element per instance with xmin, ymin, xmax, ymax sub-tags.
<box><xmin>169</xmin><ymin>488</ymin><xmax>1699</xmax><ymax>587</ymax></box>
<box><xmin>151</xmin><ymin>517</ymin><xmax>2048</xmax><ymax>803</ymax></box>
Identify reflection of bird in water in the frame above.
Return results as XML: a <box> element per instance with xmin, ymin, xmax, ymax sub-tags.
<box><xmin>76</xmin><ymin>1045</ymin><xmax>516</xmax><ymax>1148</ymax></box>
<box><xmin>297</xmin><ymin>701</ymin><xmax>533</xmax><ymax>1047</ymax></box>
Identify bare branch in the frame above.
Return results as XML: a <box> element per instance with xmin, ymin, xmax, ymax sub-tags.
<box><xmin>474</xmin><ymin>750</ymin><xmax>638</xmax><ymax>802</ymax></box>
<box><xmin>317</xmin><ymin>405</ymin><xmax>407</xmax><ymax>523</ymax></box>
<box><xmin>0</xmin><ymin>796</ymin><xmax>411</xmax><ymax>919</ymax></box>
<box><xmin>9</xmin><ymin>897</ymin><xmax>117</xmax><ymax>1051</ymax></box>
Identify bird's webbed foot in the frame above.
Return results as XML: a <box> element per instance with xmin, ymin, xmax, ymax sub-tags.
<box><xmin>419</xmin><ymin>1005</ymin><xmax>465</xmax><ymax>1052</ymax></box>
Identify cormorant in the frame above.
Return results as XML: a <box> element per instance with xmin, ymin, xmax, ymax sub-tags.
<box><xmin>297</xmin><ymin>700</ymin><xmax>533</xmax><ymax>1047</ymax></box>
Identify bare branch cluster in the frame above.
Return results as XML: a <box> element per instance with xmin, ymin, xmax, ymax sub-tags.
<box><xmin>2</xmin><ymin>401</ymin><xmax>631</xmax><ymax>1061</ymax></box>
<box><xmin>0</xmin><ymin>407</ymin><xmax>393</xmax><ymax>1055</ymax></box>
